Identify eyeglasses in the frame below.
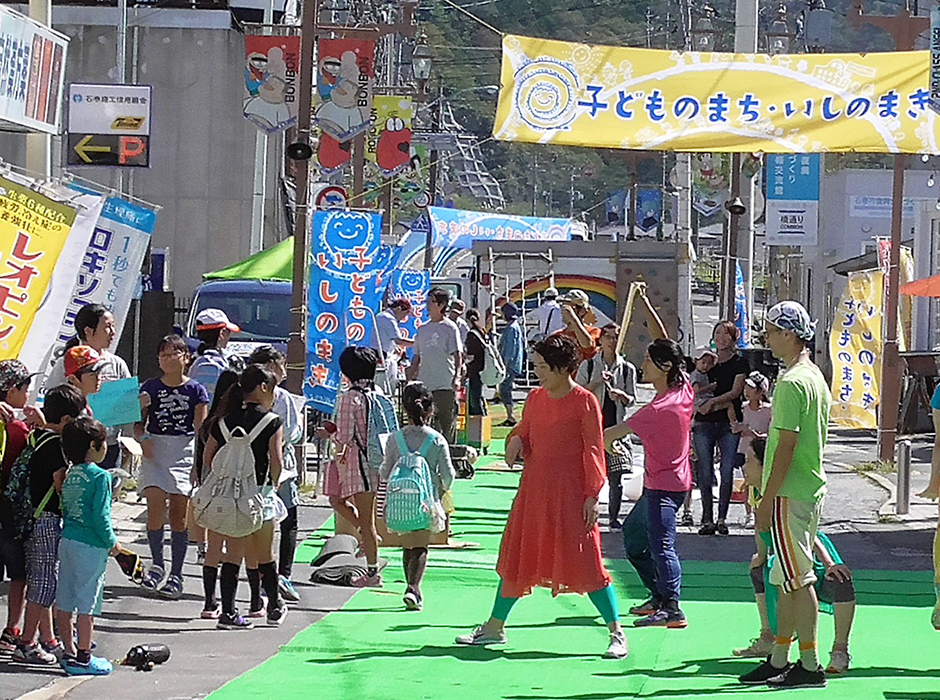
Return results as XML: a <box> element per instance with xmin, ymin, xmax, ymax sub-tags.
<box><xmin>158</xmin><ymin>351</ymin><xmax>183</xmax><ymax>359</ymax></box>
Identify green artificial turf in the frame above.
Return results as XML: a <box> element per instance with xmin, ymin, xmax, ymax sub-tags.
<box><xmin>210</xmin><ymin>469</ymin><xmax>940</xmax><ymax>700</ymax></box>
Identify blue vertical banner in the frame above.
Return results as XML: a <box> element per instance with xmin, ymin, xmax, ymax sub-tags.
<box><xmin>635</xmin><ymin>188</ymin><xmax>662</xmax><ymax>233</ymax></box>
<box><xmin>305</xmin><ymin>210</ymin><xmax>385</xmax><ymax>414</ymax></box>
<box><xmin>734</xmin><ymin>261</ymin><xmax>750</xmax><ymax>349</ymax></box>
<box><xmin>387</xmin><ymin>268</ymin><xmax>430</xmax><ymax>360</ymax></box>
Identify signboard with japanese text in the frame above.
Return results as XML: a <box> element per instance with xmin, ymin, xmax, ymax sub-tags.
<box><xmin>315</xmin><ymin>38</ymin><xmax>375</xmax><ymax>143</ymax></box>
<box><xmin>427</xmin><ymin>206</ymin><xmax>572</xmax><ymax>250</ymax></box>
<box><xmin>830</xmin><ymin>270</ymin><xmax>882</xmax><ymax>430</ymax></box>
<box><xmin>67</xmin><ymin>83</ymin><xmax>152</xmax><ymax>168</ymax></box>
<box><xmin>387</xmin><ymin>268</ymin><xmax>430</xmax><ymax>361</ymax></box>
<box><xmin>0</xmin><ymin>173</ymin><xmax>80</xmax><ymax>356</ymax></box>
<box><xmin>365</xmin><ymin>96</ymin><xmax>415</xmax><ymax>177</ymax></box>
<box><xmin>495</xmin><ymin>34</ymin><xmax>940</xmax><ymax>154</ymax></box>
<box><xmin>932</xmin><ymin>4</ymin><xmax>940</xmax><ymax>114</ymax></box>
<box><xmin>243</xmin><ymin>35</ymin><xmax>300</xmax><ymax>134</ymax></box>
<box><xmin>304</xmin><ymin>210</ymin><xmax>385</xmax><ymax>414</ymax></box>
<box><xmin>0</xmin><ymin>5</ymin><xmax>68</xmax><ymax>134</ymax></box>
<box><xmin>734</xmin><ymin>261</ymin><xmax>749</xmax><ymax>348</ymax></box>
<box><xmin>765</xmin><ymin>153</ymin><xmax>820</xmax><ymax>246</ymax></box>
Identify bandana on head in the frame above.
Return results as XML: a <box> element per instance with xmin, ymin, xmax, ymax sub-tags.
<box><xmin>766</xmin><ymin>301</ymin><xmax>816</xmax><ymax>341</ymax></box>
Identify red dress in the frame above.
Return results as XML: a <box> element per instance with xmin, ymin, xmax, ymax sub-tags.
<box><xmin>496</xmin><ymin>385</ymin><xmax>611</xmax><ymax>598</ymax></box>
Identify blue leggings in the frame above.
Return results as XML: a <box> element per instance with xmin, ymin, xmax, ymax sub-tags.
<box><xmin>490</xmin><ymin>581</ymin><xmax>619</xmax><ymax>624</ymax></box>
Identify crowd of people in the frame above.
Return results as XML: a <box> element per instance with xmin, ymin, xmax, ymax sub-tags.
<box><xmin>1</xmin><ymin>286</ymin><xmax>939</xmax><ymax>689</ymax></box>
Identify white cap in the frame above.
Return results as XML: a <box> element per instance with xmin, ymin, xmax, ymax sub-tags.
<box><xmin>544</xmin><ymin>286</ymin><xmax>559</xmax><ymax>299</ymax></box>
<box><xmin>195</xmin><ymin>308</ymin><xmax>240</xmax><ymax>332</ymax></box>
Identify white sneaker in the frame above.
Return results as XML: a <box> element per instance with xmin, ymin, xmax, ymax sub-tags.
<box><xmin>826</xmin><ymin>649</ymin><xmax>851</xmax><ymax>674</ymax></box>
<box><xmin>604</xmin><ymin>630</ymin><xmax>629</xmax><ymax>659</ymax></box>
<box><xmin>733</xmin><ymin>636</ymin><xmax>775</xmax><ymax>658</ymax></box>
<box><xmin>13</xmin><ymin>643</ymin><xmax>57</xmax><ymax>665</ymax></box>
<box><xmin>455</xmin><ymin>625</ymin><xmax>507</xmax><ymax>646</ymax></box>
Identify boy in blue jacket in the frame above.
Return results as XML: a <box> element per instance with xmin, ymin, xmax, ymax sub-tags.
<box><xmin>55</xmin><ymin>416</ymin><xmax>118</xmax><ymax>676</ymax></box>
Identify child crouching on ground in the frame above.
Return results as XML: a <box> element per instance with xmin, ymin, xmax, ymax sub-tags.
<box><xmin>379</xmin><ymin>382</ymin><xmax>455</xmax><ymax>611</ymax></box>
<box><xmin>56</xmin><ymin>416</ymin><xmax>119</xmax><ymax>676</ymax></box>
<box><xmin>733</xmin><ymin>437</ymin><xmax>856</xmax><ymax>674</ymax></box>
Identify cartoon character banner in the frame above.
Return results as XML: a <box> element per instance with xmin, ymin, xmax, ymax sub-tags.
<box><xmin>315</xmin><ymin>38</ymin><xmax>374</xmax><ymax>144</ymax></box>
<box><xmin>304</xmin><ymin>210</ymin><xmax>385</xmax><ymax>414</ymax></box>
<box><xmin>243</xmin><ymin>35</ymin><xmax>300</xmax><ymax>135</ymax></box>
<box><xmin>387</xmin><ymin>268</ymin><xmax>430</xmax><ymax>361</ymax></box>
<box><xmin>635</xmin><ymin>188</ymin><xmax>662</xmax><ymax>233</ymax></box>
<box><xmin>733</xmin><ymin>261</ymin><xmax>749</xmax><ymax>348</ymax></box>
<box><xmin>428</xmin><ymin>206</ymin><xmax>572</xmax><ymax>250</ymax></box>
<box><xmin>830</xmin><ymin>270</ymin><xmax>882</xmax><ymax>430</ymax></box>
<box><xmin>0</xmin><ymin>173</ymin><xmax>82</xmax><ymax>357</ymax></box>
<box><xmin>495</xmin><ymin>34</ymin><xmax>940</xmax><ymax>154</ymax></box>
<box><xmin>365</xmin><ymin>96</ymin><xmax>415</xmax><ymax>177</ymax></box>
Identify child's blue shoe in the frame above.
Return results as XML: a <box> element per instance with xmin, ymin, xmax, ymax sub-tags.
<box><xmin>63</xmin><ymin>655</ymin><xmax>113</xmax><ymax>676</ymax></box>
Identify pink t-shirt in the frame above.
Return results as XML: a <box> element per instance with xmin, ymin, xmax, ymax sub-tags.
<box><xmin>627</xmin><ymin>380</ymin><xmax>694</xmax><ymax>493</ymax></box>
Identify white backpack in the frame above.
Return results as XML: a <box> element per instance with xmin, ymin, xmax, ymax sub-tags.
<box><xmin>193</xmin><ymin>412</ymin><xmax>277</xmax><ymax>538</ymax></box>
<box><xmin>480</xmin><ymin>339</ymin><xmax>507</xmax><ymax>387</ymax></box>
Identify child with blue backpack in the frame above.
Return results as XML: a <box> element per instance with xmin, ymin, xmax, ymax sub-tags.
<box><xmin>321</xmin><ymin>346</ymin><xmax>396</xmax><ymax>588</ymax></box>
<box><xmin>380</xmin><ymin>382</ymin><xmax>455</xmax><ymax>611</ymax></box>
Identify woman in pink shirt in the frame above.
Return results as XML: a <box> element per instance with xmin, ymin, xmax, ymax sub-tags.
<box><xmin>605</xmin><ymin>290</ymin><xmax>693</xmax><ymax>629</ymax></box>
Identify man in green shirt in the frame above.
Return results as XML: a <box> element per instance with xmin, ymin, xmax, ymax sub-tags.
<box><xmin>740</xmin><ymin>301</ymin><xmax>832</xmax><ymax>690</ymax></box>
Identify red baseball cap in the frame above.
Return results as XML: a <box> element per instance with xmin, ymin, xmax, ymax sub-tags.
<box><xmin>65</xmin><ymin>345</ymin><xmax>104</xmax><ymax>378</ymax></box>
<box><xmin>195</xmin><ymin>308</ymin><xmax>240</xmax><ymax>332</ymax></box>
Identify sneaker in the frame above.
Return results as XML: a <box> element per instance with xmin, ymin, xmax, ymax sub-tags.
<box><xmin>679</xmin><ymin>512</ymin><xmax>694</xmax><ymax>527</ymax></box>
<box><xmin>0</xmin><ymin>626</ymin><xmax>20</xmax><ymax>652</ymax></box>
<box><xmin>248</xmin><ymin>604</ymin><xmax>267</xmax><ymax>619</ymax></box>
<box><xmin>628</xmin><ymin>597</ymin><xmax>662</xmax><ymax>616</ymax></box>
<box><xmin>733</xmin><ymin>636</ymin><xmax>775</xmax><ymax>658</ymax></box>
<box><xmin>140</xmin><ymin>564</ymin><xmax>165</xmax><ymax>592</ymax></box>
<box><xmin>158</xmin><ymin>573</ymin><xmax>184</xmax><ymax>599</ymax></box>
<box><xmin>196</xmin><ymin>546</ymin><xmax>206</xmax><ymax>567</ymax></box>
<box><xmin>739</xmin><ymin>659</ymin><xmax>792</xmax><ymax>685</ymax></box>
<box><xmin>742</xmin><ymin>511</ymin><xmax>754</xmax><ymax>529</ymax></box>
<box><xmin>40</xmin><ymin>639</ymin><xmax>66</xmax><ymax>661</ymax></box>
<box><xmin>403</xmin><ymin>589</ymin><xmax>422</xmax><ymax>611</ymax></box>
<box><xmin>267</xmin><ymin>605</ymin><xmax>288</xmax><ymax>627</ymax></box>
<box><xmin>826</xmin><ymin>649</ymin><xmax>851</xmax><ymax>674</ymax></box>
<box><xmin>499</xmin><ymin>417</ymin><xmax>517</xmax><ymax>427</ymax></box>
<box><xmin>13</xmin><ymin>643</ymin><xmax>57</xmax><ymax>665</ymax></box>
<box><xmin>609</xmin><ymin>518</ymin><xmax>623</xmax><ymax>530</ymax></box>
<box><xmin>350</xmin><ymin>572</ymin><xmax>382</xmax><ymax>588</ymax></box>
<box><xmin>766</xmin><ymin>663</ymin><xmax>827</xmax><ymax>688</ymax></box>
<box><xmin>63</xmin><ymin>655</ymin><xmax>113</xmax><ymax>676</ymax></box>
<box><xmin>278</xmin><ymin>575</ymin><xmax>301</xmax><ymax>603</ymax></box>
<box><xmin>217</xmin><ymin>611</ymin><xmax>253</xmax><ymax>630</ymax></box>
<box><xmin>604</xmin><ymin>630</ymin><xmax>629</xmax><ymax>659</ymax></box>
<box><xmin>716</xmin><ymin>521</ymin><xmax>729</xmax><ymax>536</ymax></box>
<box><xmin>698</xmin><ymin>523</ymin><xmax>717</xmax><ymax>536</ymax></box>
<box><xmin>455</xmin><ymin>625</ymin><xmax>507</xmax><ymax>646</ymax></box>
<box><xmin>634</xmin><ymin>607</ymin><xmax>688</xmax><ymax>629</ymax></box>
<box><xmin>201</xmin><ymin>603</ymin><xmax>222</xmax><ymax>620</ymax></box>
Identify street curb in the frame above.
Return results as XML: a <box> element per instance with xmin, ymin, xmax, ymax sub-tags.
<box><xmin>831</xmin><ymin>460</ymin><xmax>937</xmax><ymax>525</ymax></box>
<box><xmin>15</xmin><ymin>677</ymin><xmax>89</xmax><ymax>700</ymax></box>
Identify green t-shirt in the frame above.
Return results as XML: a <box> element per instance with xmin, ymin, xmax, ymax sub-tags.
<box><xmin>762</xmin><ymin>361</ymin><xmax>831</xmax><ymax>503</ymax></box>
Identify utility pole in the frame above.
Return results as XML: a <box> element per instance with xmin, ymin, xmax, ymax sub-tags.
<box><xmin>849</xmin><ymin>0</ymin><xmax>928</xmax><ymax>463</ymax></box>
<box><xmin>423</xmin><ymin>80</ymin><xmax>442</xmax><ymax>268</ymax></box>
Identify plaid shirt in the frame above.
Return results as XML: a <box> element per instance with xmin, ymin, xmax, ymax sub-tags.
<box><xmin>332</xmin><ymin>381</ymin><xmax>370</xmax><ymax>476</ymax></box>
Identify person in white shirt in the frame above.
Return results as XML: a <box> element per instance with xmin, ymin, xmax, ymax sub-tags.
<box><xmin>534</xmin><ymin>287</ymin><xmax>566</xmax><ymax>340</ymax></box>
<box><xmin>371</xmin><ymin>299</ymin><xmax>414</xmax><ymax>394</ymax></box>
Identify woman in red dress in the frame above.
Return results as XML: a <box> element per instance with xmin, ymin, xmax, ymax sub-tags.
<box><xmin>456</xmin><ymin>334</ymin><xmax>627</xmax><ymax>659</ymax></box>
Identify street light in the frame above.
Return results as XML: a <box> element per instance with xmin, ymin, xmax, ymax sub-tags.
<box><xmin>691</xmin><ymin>1</ymin><xmax>718</xmax><ymax>52</ymax></box>
<box><xmin>411</xmin><ymin>33</ymin><xmax>433</xmax><ymax>98</ymax></box>
<box><xmin>767</xmin><ymin>3</ymin><xmax>791</xmax><ymax>55</ymax></box>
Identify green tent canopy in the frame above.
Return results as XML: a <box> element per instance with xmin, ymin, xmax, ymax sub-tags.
<box><xmin>204</xmin><ymin>237</ymin><xmax>294</xmax><ymax>281</ymax></box>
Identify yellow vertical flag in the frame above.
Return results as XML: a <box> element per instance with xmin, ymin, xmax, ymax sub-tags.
<box><xmin>829</xmin><ymin>270</ymin><xmax>883</xmax><ymax>429</ymax></box>
<box><xmin>0</xmin><ymin>175</ymin><xmax>77</xmax><ymax>356</ymax></box>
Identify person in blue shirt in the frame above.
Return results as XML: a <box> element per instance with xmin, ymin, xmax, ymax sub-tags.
<box><xmin>55</xmin><ymin>416</ymin><xmax>118</xmax><ymax>676</ymax></box>
<box><xmin>498</xmin><ymin>303</ymin><xmax>525</xmax><ymax>427</ymax></box>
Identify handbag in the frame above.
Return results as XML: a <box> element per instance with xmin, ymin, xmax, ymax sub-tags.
<box><xmin>605</xmin><ymin>439</ymin><xmax>633</xmax><ymax>476</ymax></box>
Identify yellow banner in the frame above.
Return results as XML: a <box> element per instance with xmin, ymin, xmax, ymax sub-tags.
<box><xmin>495</xmin><ymin>35</ymin><xmax>940</xmax><ymax>154</ymax></box>
<box><xmin>0</xmin><ymin>175</ymin><xmax>77</xmax><ymax>356</ymax></box>
<box><xmin>830</xmin><ymin>270</ymin><xmax>883</xmax><ymax>430</ymax></box>
<box><xmin>365</xmin><ymin>95</ymin><xmax>415</xmax><ymax>177</ymax></box>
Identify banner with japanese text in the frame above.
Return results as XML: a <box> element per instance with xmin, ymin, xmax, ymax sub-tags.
<box><xmin>496</xmin><ymin>34</ymin><xmax>940</xmax><ymax>154</ymax></box>
<box><xmin>315</xmin><ymin>39</ymin><xmax>375</xmax><ymax>143</ymax></box>
<box><xmin>243</xmin><ymin>35</ymin><xmax>300</xmax><ymax>134</ymax></box>
<box><xmin>304</xmin><ymin>210</ymin><xmax>385</xmax><ymax>414</ymax></box>
<box><xmin>428</xmin><ymin>206</ymin><xmax>572</xmax><ymax>249</ymax></box>
<box><xmin>733</xmin><ymin>261</ymin><xmax>749</xmax><ymax>348</ymax></box>
<box><xmin>387</xmin><ymin>268</ymin><xmax>430</xmax><ymax>360</ymax></box>
<box><xmin>17</xmin><ymin>186</ymin><xmax>105</xmax><ymax>382</ymax></box>
<box><xmin>0</xmin><ymin>173</ymin><xmax>79</xmax><ymax>357</ymax></box>
<box><xmin>830</xmin><ymin>270</ymin><xmax>882</xmax><ymax>430</ymax></box>
<box><xmin>365</xmin><ymin>95</ymin><xmax>415</xmax><ymax>177</ymax></box>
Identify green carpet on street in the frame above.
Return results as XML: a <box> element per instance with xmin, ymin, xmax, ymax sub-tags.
<box><xmin>210</xmin><ymin>448</ymin><xmax>939</xmax><ymax>700</ymax></box>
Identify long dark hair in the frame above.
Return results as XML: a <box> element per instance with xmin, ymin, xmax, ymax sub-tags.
<box><xmin>403</xmin><ymin>382</ymin><xmax>435</xmax><ymax>427</ymax></box>
<box><xmin>647</xmin><ymin>338</ymin><xmax>687</xmax><ymax>389</ymax></box>
<box><xmin>214</xmin><ymin>364</ymin><xmax>276</xmax><ymax>420</ymax></box>
<box><xmin>466</xmin><ymin>309</ymin><xmax>486</xmax><ymax>335</ymax></box>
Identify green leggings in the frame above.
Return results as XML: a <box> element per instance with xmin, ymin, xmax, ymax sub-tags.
<box><xmin>490</xmin><ymin>581</ymin><xmax>619</xmax><ymax>624</ymax></box>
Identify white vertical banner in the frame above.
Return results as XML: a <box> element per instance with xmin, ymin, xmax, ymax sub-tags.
<box><xmin>19</xmin><ymin>188</ymin><xmax>105</xmax><ymax>386</ymax></box>
<box><xmin>932</xmin><ymin>3</ymin><xmax>940</xmax><ymax>114</ymax></box>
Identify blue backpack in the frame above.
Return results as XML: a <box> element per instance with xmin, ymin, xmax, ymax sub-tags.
<box><xmin>384</xmin><ymin>432</ymin><xmax>436</xmax><ymax>533</ymax></box>
<box><xmin>350</xmin><ymin>386</ymin><xmax>399</xmax><ymax>471</ymax></box>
